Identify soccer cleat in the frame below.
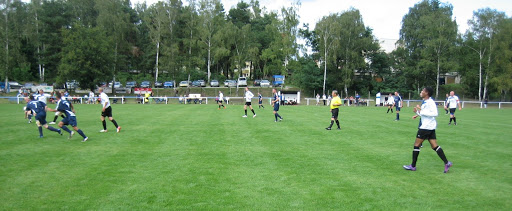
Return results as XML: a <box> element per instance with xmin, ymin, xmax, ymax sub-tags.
<box><xmin>58</xmin><ymin>129</ymin><xmax>63</xmax><ymax>136</ymax></box>
<box><xmin>224</xmin><ymin>107</ymin><xmax>226</xmax><ymax>109</ymax></box>
<box><xmin>39</xmin><ymin>135</ymin><xmax>43</xmax><ymax>138</ymax></box>
<box><xmin>444</xmin><ymin>161</ymin><xmax>453</xmax><ymax>173</ymax></box>
<box><xmin>454</xmin><ymin>122</ymin><xmax>457</xmax><ymax>125</ymax></box>
<box><xmin>242</xmin><ymin>115</ymin><xmax>247</xmax><ymax>118</ymax></box>
<box><xmin>325</xmin><ymin>127</ymin><xmax>331</xmax><ymax>130</ymax></box>
<box><xmin>448</xmin><ymin>123</ymin><xmax>451</xmax><ymax>125</ymax></box>
<box><xmin>253</xmin><ymin>114</ymin><xmax>257</xmax><ymax>118</ymax></box>
<box><xmin>279</xmin><ymin>118</ymin><xmax>283</xmax><ymax>121</ymax></box>
<box><xmin>49</xmin><ymin>122</ymin><xmax>56</xmax><ymax>125</ymax></box>
<box><xmin>68</xmin><ymin>131</ymin><xmax>74</xmax><ymax>140</ymax></box>
<box><xmin>82</xmin><ymin>137</ymin><xmax>88</xmax><ymax>142</ymax></box>
<box><xmin>275</xmin><ymin>120</ymin><xmax>277</xmax><ymax>122</ymax></box>
<box><xmin>337</xmin><ymin>128</ymin><xmax>341</xmax><ymax>130</ymax></box>
<box><xmin>100</xmin><ymin>129</ymin><xmax>108</xmax><ymax>133</ymax></box>
<box><xmin>403</xmin><ymin>165</ymin><xmax>416</xmax><ymax>171</ymax></box>
<box><xmin>117</xmin><ymin>126</ymin><xmax>121</xmax><ymax>133</ymax></box>
<box><xmin>28</xmin><ymin>119</ymin><xmax>32</xmax><ymax>123</ymax></box>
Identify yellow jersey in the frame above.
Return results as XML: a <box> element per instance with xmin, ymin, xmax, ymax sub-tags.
<box><xmin>330</xmin><ymin>96</ymin><xmax>342</xmax><ymax>109</ymax></box>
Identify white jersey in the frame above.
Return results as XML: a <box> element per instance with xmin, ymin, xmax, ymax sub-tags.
<box><xmin>34</xmin><ymin>93</ymin><xmax>50</xmax><ymax>104</ymax></box>
<box><xmin>447</xmin><ymin>95</ymin><xmax>459</xmax><ymax>109</ymax></box>
<box><xmin>416</xmin><ymin>97</ymin><xmax>438</xmax><ymax>130</ymax></box>
<box><xmin>219</xmin><ymin>93</ymin><xmax>224</xmax><ymax>101</ymax></box>
<box><xmin>244</xmin><ymin>91</ymin><xmax>254</xmax><ymax>102</ymax></box>
<box><xmin>100</xmin><ymin>92</ymin><xmax>111</xmax><ymax>108</ymax></box>
<box><xmin>387</xmin><ymin>96</ymin><xmax>394</xmax><ymax>104</ymax></box>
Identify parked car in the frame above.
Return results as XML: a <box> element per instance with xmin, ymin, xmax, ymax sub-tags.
<box><xmin>191</xmin><ymin>80</ymin><xmax>201</xmax><ymax>87</ymax></box>
<box><xmin>179</xmin><ymin>81</ymin><xmax>189</xmax><ymax>87</ymax></box>
<box><xmin>198</xmin><ymin>80</ymin><xmax>206</xmax><ymax>87</ymax></box>
<box><xmin>227</xmin><ymin>80</ymin><xmax>237</xmax><ymax>87</ymax></box>
<box><xmin>24</xmin><ymin>83</ymin><xmax>35</xmax><ymax>89</ymax></box>
<box><xmin>113</xmin><ymin>82</ymin><xmax>122</xmax><ymax>88</ymax></box>
<box><xmin>126</xmin><ymin>81</ymin><xmax>137</xmax><ymax>88</ymax></box>
<box><xmin>237</xmin><ymin>77</ymin><xmax>247</xmax><ymax>87</ymax></box>
<box><xmin>66</xmin><ymin>80</ymin><xmax>79</xmax><ymax>89</ymax></box>
<box><xmin>253</xmin><ymin>79</ymin><xmax>261</xmax><ymax>87</ymax></box>
<box><xmin>210</xmin><ymin>80</ymin><xmax>219</xmax><ymax>87</ymax></box>
<box><xmin>99</xmin><ymin>82</ymin><xmax>107</xmax><ymax>87</ymax></box>
<box><xmin>260</xmin><ymin>80</ymin><xmax>271</xmax><ymax>87</ymax></box>
<box><xmin>154</xmin><ymin>81</ymin><xmax>163</xmax><ymax>88</ymax></box>
<box><xmin>164</xmin><ymin>81</ymin><xmax>175</xmax><ymax>88</ymax></box>
<box><xmin>224</xmin><ymin>80</ymin><xmax>230</xmax><ymax>87</ymax></box>
<box><xmin>141</xmin><ymin>81</ymin><xmax>151</xmax><ymax>88</ymax></box>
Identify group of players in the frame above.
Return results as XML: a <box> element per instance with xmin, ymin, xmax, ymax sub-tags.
<box><xmin>216</xmin><ymin>87</ymin><xmax>283</xmax><ymax>122</ymax></box>
<box><xmin>23</xmin><ymin>85</ymin><xmax>460</xmax><ymax>173</ymax></box>
<box><xmin>24</xmin><ymin>88</ymin><xmax>121</xmax><ymax>142</ymax></box>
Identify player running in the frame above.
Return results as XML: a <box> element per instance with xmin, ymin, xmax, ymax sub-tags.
<box><xmin>24</xmin><ymin>96</ymin><xmax>62</xmax><ymax>138</ymax></box>
<box><xmin>403</xmin><ymin>87</ymin><xmax>452</xmax><ymax>173</ymax></box>
<box><xmin>271</xmin><ymin>89</ymin><xmax>283</xmax><ymax>122</ymax></box>
<box><xmin>242</xmin><ymin>87</ymin><xmax>256</xmax><ymax>118</ymax></box>
<box><xmin>447</xmin><ymin>91</ymin><xmax>462</xmax><ymax>125</ymax></box>
<box><xmin>47</xmin><ymin>92</ymin><xmax>89</xmax><ymax>142</ymax></box>
<box><xmin>218</xmin><ymin>91</ymin><xmax>226</xmax><ymax>110</ymax></box>
<box><xmin>325</xmin><ymin>90</ymin><xmax>342</xmax><ymax>130</ymax></box>
<box><xmin>98</xmin><ymin>88</ymin><xmax>121</xmax><ymax>132</ymax></box>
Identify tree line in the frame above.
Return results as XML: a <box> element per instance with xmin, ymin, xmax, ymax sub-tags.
<box><xmin>1</xmin><ymin>0</ymin><xmax>511</xmax><ymax>101</ymax></box>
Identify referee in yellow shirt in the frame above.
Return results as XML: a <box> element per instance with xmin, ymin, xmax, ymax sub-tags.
<box><xmin>326</xmin><ymin>90</ymin><xmax>342</xmax><ymax>130</ymax></box>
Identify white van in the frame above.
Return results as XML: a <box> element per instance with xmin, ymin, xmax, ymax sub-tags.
<box><xmin>238</xmin><ymin>77</ymin><xmax>247</xmax><ymax>87</ymax></box>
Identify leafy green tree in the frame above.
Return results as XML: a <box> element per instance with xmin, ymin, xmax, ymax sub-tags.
<box><xmin>399</xmin><ymin>0</ymin><xmax>458</xmax><ymax>98</ymax></box>
<box><xmin>467</xmin><ymin>8</ymin><xmax>508</xmax><ymax>101</ymax></box>
<box><xmin>59</xmin><ymin>24</ymin><xmax>113</xmax><ymax>91</ymax></box>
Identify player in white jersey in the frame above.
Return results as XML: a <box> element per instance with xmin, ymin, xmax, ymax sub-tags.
<box><xmin>447</xmin><ymin>91</ymin><xmax>461</xmax><ymax>125</ymax></box>
<box><xmin>386</xmin><ymin>93</ymin><xmax>394</xmax><ymax>113</ymax></box>
<box><xmin>242</xmin><ymin>87</ymin><xmax>256</xmax><ymax>118</ymax></box>
<box><xmin>218</xmin><ymin>91</ymin><xmax>226</xmax><ymax>109</ymax></box>
<box><xmin>403</xmin><ymin>87</ymin><xmax>452</xmax><ymax>173</ymax></box>
<box><xmin>98</xmin><ymin>88</ymin><xmax>121</xmax><ymax>132</ymax></box>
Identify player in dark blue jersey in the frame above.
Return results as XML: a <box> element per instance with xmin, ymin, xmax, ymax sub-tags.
<box><xmin>24</xmin><ymin>96</ymin><xmax>62</xmax><ymax>138</ymax></box>
<box><xmin>47</xmin><ymin>92</ymin><xmax>89</xmax><ymax>142</ymax></box>
<box><xmin>258</xmin><ymin>92</ymin><xmax>264</xmax><ymax>109</ymax></box>
<box><xmin>272</xmin><ymin>89</ymin><xmax>283</xmax><ymax>122</ymax></box>
<box><xmin>393</xmin><ymin>91</ymin><xmax>403</xmax><ymax>121</ymax></box>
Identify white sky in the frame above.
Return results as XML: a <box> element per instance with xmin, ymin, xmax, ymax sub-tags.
<box><xmin>135</xmin><ymin>0</ymin><xmax>512</xmax><ymax>41</ymax></box>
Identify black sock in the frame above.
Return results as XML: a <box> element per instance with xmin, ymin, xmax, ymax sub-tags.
<box><xmin>245</xmin><ymin>110</ymin><xmax>247</xmax><ymax>115</ymax></box>
<box><xmin>102</xmin><ymin>120</ymin><xmax>107</xmax><ymax>130</ymax></box>
<box><xmin>328</xmin><ymin>120</ymin><xmax>334</xmax><ymax>128</ymax></box>
<box><xmin>38</xmin><ymin>126</ymin><xmax>43</xmax><ymax>137</ymax></box>
<box><xmin>53</xmin><ymin>115</ymin><xmax>58</xmax><ymax>122</ymax></box>
<box><xmin>449</xmin><ymin>117</ymin><xmax>453</xmax><ymax>123</ymax></box>
<box><xmin>335</xmin><ymin>120</ymin><xmax>340</xmax><ymax>128</ymax></box>
<box><xmin>396</xmin><ymin>113</ymin><xmax>399</xmax><ymax>120</ymax></box>
<box><xmin>412</xmin><ymin>146</ymin><xmax>420</xmax><ymax>167</ymax></box>
<box><xmin>277</xmin><ymin>113</ymin><xmax>282</xmax><ymax>119</ymax></box>
<box><xmin>61</xmin><ymin>115</ymin><xmax>65</xmax><ymax>118</ymax></box>
<box><xmin>391</xmin><ymin>109</ymin><xmax>393</xmax><ymax>113</ymax></box>
<box><xmin>274</xmin><ymin>113</ymin><xmax>278</xmax><ymax>121</ymax></box>
<box><xmin>453</xmin><ymin>117</ymin><xmax>456</xmax><ymax>124</ymax></box>
<box><xmin>387</xmin><ymin>108</ymin><xmax>389</xmax><ymax>113</ymax></box>
<box><xmin>251</xmin><ymin>109</ymin><xmax>255</xmax><ymax>115</ymax></box>
<box><xmin>112</xmin><ymin>119</ymin><xmax>119</xmax><ymax>128</ymax></box>
<box><xmin>77</xmin><ymin>129</ymin><xmax>87</xmax><ymax>138</ymax></box>
<box><xmin>434</xmin><ymin>146</ymin><xmax>448</xmax><ymax>164</ymax></box>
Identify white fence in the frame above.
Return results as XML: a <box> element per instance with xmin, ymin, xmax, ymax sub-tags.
<box><xmin>4</xmin><ymin>96</ymin><xmax>512</xmax><ymax>109</ymax></box>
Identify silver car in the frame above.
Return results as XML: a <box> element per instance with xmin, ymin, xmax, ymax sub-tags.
<box><xmin>210</xmin><ymin>80</ymin><xmax>219</xmax><ymax>87</ymax></box>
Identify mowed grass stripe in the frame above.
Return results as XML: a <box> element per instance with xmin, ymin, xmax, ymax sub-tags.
<box><xmin>0</xmin><ymin>104</ymin><xmax>510</xmax><ymax>210</ymax></box>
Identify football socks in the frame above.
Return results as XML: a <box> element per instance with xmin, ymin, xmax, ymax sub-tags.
<box><xmin>434</xmin><ymin>146</ymin><xmax>449</xmax><ymax>164</ymax></box>
<box><xmin>412</xmin><ymin>146</ymin><xmax>421</xmax><ymax>167</ymax></box>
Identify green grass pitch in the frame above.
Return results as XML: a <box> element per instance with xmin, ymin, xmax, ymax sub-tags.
<box><xmin>0</xmin><ymin>103</ymin><xmax>510</xmax><ymax>210</ymax></box>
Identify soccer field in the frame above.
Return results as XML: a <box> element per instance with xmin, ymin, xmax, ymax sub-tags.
<box><xmin>0</xmin><ymin>104</ymin><xmax>510</xmax><ymax>210</ymax></box>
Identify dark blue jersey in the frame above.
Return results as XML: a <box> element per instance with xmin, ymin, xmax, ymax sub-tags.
<box><xmin>56</xmin><ymin>99</ymin><xmax>76</xmax><ymax>117</ymax></box>
<box><xmin>26</xmin><ymin>101</ymin><xmax>46</xmax><ymax>116</ymax></box>
<box><xmin>394</xmin><ymin>95</ymin><xmax>402</xmax><ymax>107</ymax></box>
<box><xmin>259</xmin><ymin>94</ymin><xmax>262</xmax><ymax>102</ymax></box>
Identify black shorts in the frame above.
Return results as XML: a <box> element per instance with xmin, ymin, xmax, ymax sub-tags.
<box><xmin>101</xmin><ymin>106</ymin><xmax>113</xmax><ymax>117</ymax></box>
<box><xmin>273</xmin><ymin>103</ymin><xmax>280</xmax><ymax>111</ymax></box>
<box><xmin>218</xmin><ymin>100</ymin><xmax>223</xmax><ymax>103</ymax></box>
<box><xmin>416</xmin><ymin>129</ymin><xmax>436</xmax><ymax>140</ymax></box>
<box><xmin>331</xmin><ymin>108</ymin><xmax>339</xmax><ymax>119</ymax></box>
<box><xmin>245</xmin><ymin>102</ymin><xmax>252</xmax><ymax>106</ymax></box>
<box><xmin>449</xmin><ymin>108</ymin><xmax>456</xmax><ymax>115</ymax></box>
